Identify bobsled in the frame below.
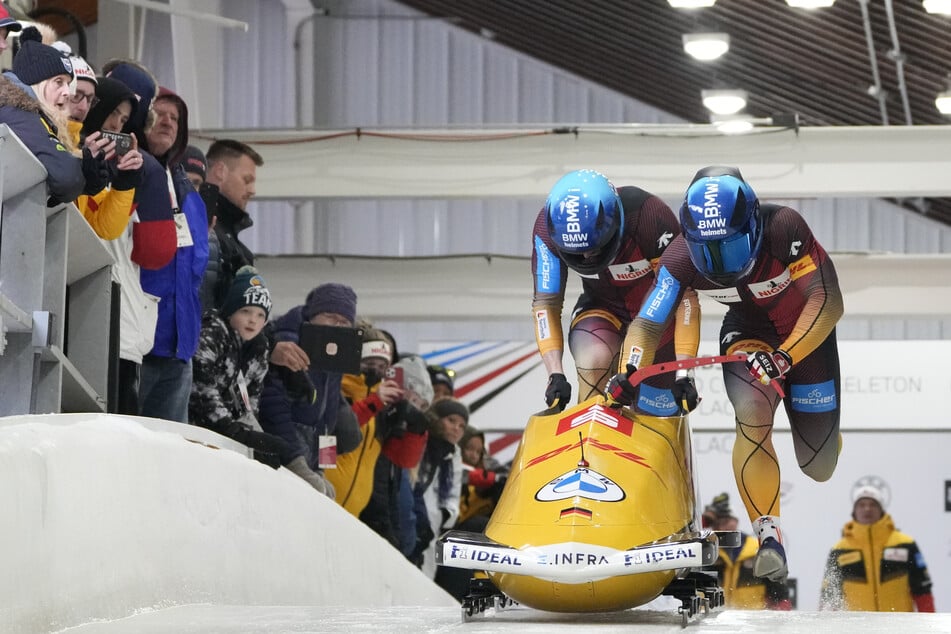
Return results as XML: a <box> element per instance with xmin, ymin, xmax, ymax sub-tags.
<box><xmin>436</xmin><ymin>355</ymin><xmax>746</xmax><ymax>625</ymax></box>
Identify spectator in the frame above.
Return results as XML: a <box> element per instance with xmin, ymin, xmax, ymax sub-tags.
<box><xmin>0</xmin><ymin>2</ymin><xmax>21</xmax><ymax>54</ymax></box>
<box><xmin>178</xmin><ymin>144</ymin><xmax>223</xmax><ymax>314</ymax></box>
<box><xmin>0</xmin><ymin>26</ymin><xmax>84</xmax><ymax>205</ymax></box>
<box><xmin>411</xmin><ymin>397</ymin><xmax>468</xmax><ymax>577</ymax></box>
<box><xmin>819</xmin><ymin>482</ymin><xmax>934</xmax><ymax>612</ymax></box>
<box><xmin>427</xmin><ymin>364</ymin><xmax>455</xmax><ymax>402</ymax></box>
<box><xmin>703</xmin><ymin>493</ymin><xmax>791</xmax><ymax>610</ymax></box>
<box><xmin>258</xmin><ymin>283</ymin><xmax>363</xmax><ymax>494</ymax></box>
<box><xmin>78</xmin><ymin>76</ymin><xmax>151</xmax><ymax>414</ymax></box>
<box><xmin>187</xmin><ymin>266</ymin><xmax>298</xmax><ymax>473</ymax></box>
<box><xmin>136</xmin><ymin>86</ymin><xmax>209</xmax><ymax>423</ymax></box>
<box><xmin>203</xmin><ymin>139</ymin><xmax>263</xmax><ymax>309</ymax></box>
<box><xmin>180</xmin><ymin>144</ymin><xmax>207</xmax><ymax>190</ymax></box>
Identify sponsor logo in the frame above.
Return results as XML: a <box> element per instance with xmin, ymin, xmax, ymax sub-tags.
<box><xmin>535</xmin><ymin>309</ymin><xmax>550</xmax><ymax>340</ymax></box>
<box><xmin>624</xmin><ymin>545</ymin><xmax>698</xmax><ymax>567</ymax></box>
<box><xmin>790</xmin><ymin>380</ymin><xmax>837</xmax><ymax>413</ymax></box>
<box><xmin>636</xmin><ymin>384</ymin><xmax>679</xmax><ymax>416</ymax></box>
<box><xmin>607</xmin><ymin>260</ymin><xmax>651</xmax><ymax>282</ymax></box>
<box><xmin>556</xmin><ymin>404</ymin><xmax>634</xmax><ymax>436</ymax></box>
<box><xmin>657</xmin><ymin>231</ymin><xmax>673</xmax><ymax>249</ymax></box>
<box><xmin>697</xmin><ymin>287</ymin><xmax>741</xmax><ymax>303</ymax></box>
<box><xmin>535</xmin><ymin>236</ymin><xmax>560</xmax><ymax>293</ymax></box>
<box><xmin>789</xmin><ymin>240</ymin><xmax>802</xmax><ymax>256</ymax></box>
<box><xmin>537</xmin><ymin>551</ymin><xmax>610</xmax><ymax>566</ymax></box>
<box><xmin>883</xmin><ymin>547</ymin><xmax>909</xmax><ymax>563</ymax></box>
<box><xmin>627</xmin><ymin>345</ymin><xmax>644</xmax><ymax>369</ymax></box>
<box><xmin>788</xmin><ymin>254</ymin><xmax>817</xmax><ymax>281</ymax></box>
<box><xmin>560</xmin><ymin>195</ymin><xmax>589</xmax><ymax>247</ymax></box>
<box><xmin>448</xmin><ymin>544</ymin><xmax>523</xmax><ymax>566</ymax></box>
<box><xmin>721</xmin><ymin>330</ymin><xmax>742</xmax><ymax>344</ymax></box>
<box><xmin>536</xmin><ymin>468</ymin><xmax>626</xmax><ymax>502</ymax></box>
<box><xmin>748</xmin><ymin>269</ymin><xmax>792</xmax><ymax>299</ymax></box>
<box><xmin>641</xmin><ymin>268</ymin><xmax>680</xmax><ymax>321</ymax></box>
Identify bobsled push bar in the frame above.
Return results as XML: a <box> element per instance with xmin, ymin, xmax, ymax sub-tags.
<box><xmin>620</xmin><ymin>353</ymin><xmax>786</xmax><ymax>398</ymax></box>
<box><xmin>436</xmin><ymin>531</ymin><xmax>719</xmax><ymax>584</ymax></box>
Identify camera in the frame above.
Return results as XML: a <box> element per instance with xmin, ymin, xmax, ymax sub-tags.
<box><xmin>384</xmin><ymin>366</ymin><xmax>404</xmax><ymax>388</ymax></box>
<box><xmin>100</xmin><ymin>130</ymin><xmax>133</xmax><ymax>157</ymax></box>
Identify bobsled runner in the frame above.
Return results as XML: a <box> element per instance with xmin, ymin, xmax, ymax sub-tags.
<box><xmin>436</xmin><ymin>354</ymin><xmax>747</xmax><ymax>626</ymax></box>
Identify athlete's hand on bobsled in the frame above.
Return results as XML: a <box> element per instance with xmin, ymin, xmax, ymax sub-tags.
<box><xmin>672</xmin><ymin>373</ymin><xmax>699</xmax><ymax>414</ymax></box>
<box><xmin>746</xmin><ymin>349</ymin><xmax>792</xmax><ymax>386</ymax></box>
<box><xmin>606</xmin><ymin>364</ymin><xmax>638</xmax><ymax>407</ymax></box>
<box><xmin>545</xmin><ymin>373</ymin><xmax>572</xmax><ymax>411</ymax></box>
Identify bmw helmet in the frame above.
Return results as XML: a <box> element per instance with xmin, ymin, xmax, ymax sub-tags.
<box><xmin>545</xmin><ymin>169</ymin><xmax>624</xmax><ymax>275</ymax></box>
<box><xmin>680</xmin><ymin>166</ymin><xmax>762</xmax><ymax>285</ymax></box>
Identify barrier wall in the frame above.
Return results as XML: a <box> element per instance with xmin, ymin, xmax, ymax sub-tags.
<box><xmin>0</xmin><ymin>414</ymin><xmax>455</xmax><ymax>633</ymax></box>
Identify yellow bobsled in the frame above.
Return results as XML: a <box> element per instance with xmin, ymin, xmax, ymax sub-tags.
<box><xmin>436</xmin><ymin>355</ymin><xmax>744</xmax><ymax>624</ymax></box>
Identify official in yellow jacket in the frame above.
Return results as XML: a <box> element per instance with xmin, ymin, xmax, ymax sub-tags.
<box><xmin>819</xmin><ymin>482</ymin><xmax>934</xmax><ymax>612</ymax></box>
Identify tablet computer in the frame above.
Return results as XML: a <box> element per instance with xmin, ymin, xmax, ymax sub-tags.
<box><xmin>298</xmin><ymin>323</ymin><xmax>364</xmax><ymax>374</ymax></box>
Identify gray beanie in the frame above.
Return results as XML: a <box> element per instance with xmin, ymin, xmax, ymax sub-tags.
<box><xmin>430</xmin><ymin>397</ymin><xmax>470</xmax><ymax>424</ymax></box>
<box><xmin>393</xmin><ymin>355</ymin><xmax>433</xmax><ymax>405</ymax></box>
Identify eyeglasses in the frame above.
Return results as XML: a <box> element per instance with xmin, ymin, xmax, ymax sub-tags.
<box><xmin>70</xmin><ymin>92</ymin><xmax>99</xmax><ymax>107</ymax></box>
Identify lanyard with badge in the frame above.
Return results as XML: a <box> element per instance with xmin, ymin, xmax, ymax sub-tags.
<box><xmin>167</xmin><ymin>168</ymin><xmax>193</xmax><ymax>247</ymax></box>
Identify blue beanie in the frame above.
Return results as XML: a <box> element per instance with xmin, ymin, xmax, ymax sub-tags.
<box><xmin>105</xmin><ymin>61</ymin><xmax>156</xmax><ymax>133</ymax></box>
<box><xmin>302</xmin><ymin>283</ymin><xmax>357</xmax><ymax>324</ymax></box>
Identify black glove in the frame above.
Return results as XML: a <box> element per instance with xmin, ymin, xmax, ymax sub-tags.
<box><xmin>229</xmin><ymin>424</ymin><xmax>291</xmax><ymax>470</ymax></box>
<box><xmin>402</xmin><ymin>402</ymin><xmax>430</xmax><ymax>435</ymax></box>
<box><xmin>746</xmin><ymin>349</ymin><xmax>792</xmax><ymax>386</ymax></box>
<box><xmin>80</xmin><ymin>146</ymin><xmax>111</xmax><ymax>196</ymax></box>
<box><xmin>545</xmin><ymin>373</ymin><xmax>572</xmax><ymax>411</ymax></box>
<box><xmin>606</xmin><ymin>363</ymin><xmax>638</xmax><ymax>406</ymax></box>
<box><xmin>672</xmin><ymin>375</ymin><xmax>699</xmax><ymax>414</ymax></box>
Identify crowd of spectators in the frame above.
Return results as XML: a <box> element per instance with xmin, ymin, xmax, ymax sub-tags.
<box><xmin>0</xmin><ymin>9</ymin><xmax>499</xmax><ymax>598</ymax></box>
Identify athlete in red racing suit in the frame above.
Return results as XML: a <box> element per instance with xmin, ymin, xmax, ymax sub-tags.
<box><xmin>531</xmin><ymin>169</ymin><xmax>699</xmax><ymax>414</ymax></box>
<box><xmin>609</xmin><ymin>166</ymin><xmax>844</xmax><ymax>583</ymax></box>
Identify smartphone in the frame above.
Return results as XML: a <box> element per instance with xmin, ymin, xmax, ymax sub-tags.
<box><xmin>100</xmin><ymin>130</ymin><xmax>133</xmax><ymax>157</ymax></box>
<box><xmin>384</xmin><ymin>366</ymin><xmax>404</xmax><ymax>388</ymax></box>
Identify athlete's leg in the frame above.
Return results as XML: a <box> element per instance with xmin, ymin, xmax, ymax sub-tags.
<box><xmin>783</xmin><ymin>331</ymin><xmax>842</xmax><ymax>482</ymax></box>
<box><xmin>568</xmin><ymin>309</ymin><xmax>623</xmax><ymax>402</ymax></box>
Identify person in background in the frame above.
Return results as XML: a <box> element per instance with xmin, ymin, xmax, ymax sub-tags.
<box><xmin>203</xmin><ymin>139</ymin><xmax>263</xmax><ymax>308</ymax></box>
<box><xmin>411</xmin><ymin>397</ymin><xmax>468</xmax><ymax>578</ymax></box>
<box><xmin>181</xmin><ymin>144</ymin><xmax>207</xmax><ymax>190</ymax></box>
<box><xmin>179</xmin><ymin>144</ymin><xmax>222</xmax><ymax>314</ymax></box>
<box><xmin>607</xmin><ymin>166</ymin><xmax>844</xmax><ymax>584</ymax></box>
<box><xmin>532</xmin><ymin>169</ymin><xmax>700</xmax><ymax>414</ymax></box>
<box><xmin>0</xmin><ymin>2</ymin><xmax>21</xmax><ymax>54</ymax></box>
<box><xmin>427</xmin><ymin>364</ymin><xmax>455</xmax><ymax>402</ymax></box>
<box><xmin>188</xmin><ymin>266</ymin><xmax>296</xmax><ymax>472</ymax></box>
<box><xmin>0</xmin><ymin>26</ymin><xmax>84</xmax><ymax>205</ymax></box>
<box><xmin>819</xmin><ymin>482</ymin><xmax>934</xmax><ymax>612</ymax></box>
<box><xmin>357</xmin><ymin>353</ymin><xmax>433</xmax><ymax>546</ymax></box>
<box><xmin>703</xmin><ymin>493</ymin><xmax>791</xmax><ymax>611</ymax></box>
<box><xmin>258</xmin><ymin>283</ymin><xmax>364</xmax><ymax>497</ymax></box>
<box><xmin>330</xmin><ymin>327</ymin><xmax>428</xmax><ymax>517</ymax></box>
<box><xmin>137</xmin><ymin>86</ymin><xmax>209</xmax><ymax>423</ymax></box>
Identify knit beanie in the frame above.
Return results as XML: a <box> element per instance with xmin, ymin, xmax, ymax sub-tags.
<box><xmin>393</xmin><ymin>355</ymin><xmax>434</xmax><ymax>405</ymax></box>
<box><xmin>81</xmin><ymin>76</ymin><xmax>137</xmax><ymax>138</ymax></box>
<box><xmin>69</xmin><ymin>55</ymin><xmax>97</xmax><ymax>86</ymax></box>
<box><xmin>704</xmin><ymin>492</ymin><xmax>736</xmax><ymax>520</ymax></box>
<box><xmin>12</xmin><ymin>27</ymin><xmax>74</xmax><ymax>86</ymax></box>
<box><xmin>362</xmin><ymin>337</ymin><xmax>393</xmax><ymax>363</ymax></box>
<box><xmin>428</xmin><ymin>366</ymin><xmax>455</xmax><ymax>395</ymax></box>
<box><xmin>220</xmin><ymin>266</ymin><xmax>272</xmax><ymax>320</ymax></box>
<box><xmin>181</xmin><ymin>145</ymin><xmax>207</xmax><ymax>181</ymax></box>
<box><xmin>851</xmin><ymin>483</ymin><xmax>886</xmax><ymax>511</ymax></box>
<box><xmin>302</xmin><ymin>283</ymin><xmax>357</xmax><ymax>323</ymax></box>
<box><xmin>430</xmin><ymin>397</ymin><xmax>470</xmax><ymax>425</ymax></box>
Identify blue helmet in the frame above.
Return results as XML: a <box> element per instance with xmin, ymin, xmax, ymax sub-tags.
<box><xmin>545</xmin><ymin>169</ymin><xmax>624</xmax><ymax>275</ymax></box>
<box><xmin>680</xmin><ymin>167</ymin><xmax>762</xmax><ymax>285</ymax></box>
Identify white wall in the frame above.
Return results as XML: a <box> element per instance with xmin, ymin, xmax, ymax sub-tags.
<box><xmin>0</xmin><ymin>414</ymin><xmax>454</xmax><ymax>634</ymax></box>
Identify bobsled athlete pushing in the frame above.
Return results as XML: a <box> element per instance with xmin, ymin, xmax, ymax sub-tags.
<box><xmin>436</xmin><ymin>354</ymin><xmax>751</xmax><ymax>627</ymax></box>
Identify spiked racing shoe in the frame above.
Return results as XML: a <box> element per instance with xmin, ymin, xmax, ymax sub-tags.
<box><xmin>753</xmin><ymin>537</ymin><xmax>788</xmax><ymax>582</ymax></box>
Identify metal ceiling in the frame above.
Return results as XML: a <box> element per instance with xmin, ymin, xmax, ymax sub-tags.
<box><xmin>394</xmin><ymin>0</ymin><xmax>951</xmax><ymax>223</ymax></box>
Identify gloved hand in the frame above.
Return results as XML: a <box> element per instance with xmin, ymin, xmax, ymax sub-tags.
<box><xmin>746</xmin><ymin>350</ymin><xmax>792</xmax><ymax>386</ymax></box>
<box><xmin>605</xmin><ymin>364</ymin><xmax>638</xmax><ymax>407</ymax></box>
<box><xmin>228</xmin><ymin>424</ymin><xmax>289</xmax><ymax>470</ymax></box>
<box><xmin>286</xmin><ymin>456</ymin><xmax>336</xmax><ymax>499</ymax></box>
<box><xmin>545</xmin><ymin>373</ymin><xmax>572</xmax><ymax>411</ymax></box>
<box><xmin>672</xmin><ymin>375</ymin><xmax>699</xmax><ymax>414</ymax></box>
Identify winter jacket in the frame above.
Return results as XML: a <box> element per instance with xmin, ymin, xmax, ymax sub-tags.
<box><xmin>414</xmin><ymin>435</ymin><xmax>462</xmax><ymax>578</ymax></box>
<box><xmin>189</xmin><ymin>310</ymin><xmax>269</xmax><ymax>434</ymax></box>
<box><xmin>0</xmin><ymin>73</ymin><xmax>84</xmax><ymax>205</ymax></box>
<box><xmin>328</xmin><ymin>373</ymin><xmax>428</xmax><ymax>517</ymax></box>
<box><xmin>819</xmin><ymin>513</ymin><xmax>934</xmax><ymax>612</ymax></box>
<box><xmin>712</xmin><ymin>533</ymin><xmax>791</xmax><ymax>610</ymax></box>
<box><xmin>258</xmin><ymin>306</ymin><xmax>361</xmax><ymax>467</ymax></box>
<box><xmin>207</xmin><ymin>193</ymin><xmax>255</xmax><ymax>309</ymax></box>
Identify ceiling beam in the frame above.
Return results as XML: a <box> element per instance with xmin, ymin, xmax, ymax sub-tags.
<box><xmin>193</xmin><ymin>124</ymin><xmax>951</xmax><ymax>200</ymax></box>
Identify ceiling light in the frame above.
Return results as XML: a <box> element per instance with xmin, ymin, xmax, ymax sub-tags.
<box><xmin>785</xmin><ymin>0</ymin><xmax>835</xmax><ymax>8</ymax></box>
<box><xmin>936</xmin><ymin>91</ymin><xmax>951</xmax><ymax>115</ymax></box>
<box><xmin>711</xmin><ymin>114</ymin><xmax>755</xmax><ymax>135</ymax></box>
<box><xmin>923</xmin><ymin>0</ymin><xmax>951</xmax><ymax>14</ymax></box>
<box><xmin>701</xmin><ymin>89</ymin><xmax>748</xmax><ymax>115</ymax></box>
<box><xmin>683</xmin><ymin>33</ymin><xmax>730</xmax><ymax>61</ymax></box>
<box><xmin>668</xmin><ymin>0</ymin><xmax>716</xmax><ymax>8</ymax></box>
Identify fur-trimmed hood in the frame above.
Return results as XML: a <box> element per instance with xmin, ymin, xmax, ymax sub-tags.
<box><xmin>0</xmin><ymin>72</ymin><xmax>42</xmax><ymax>113</ymax></box>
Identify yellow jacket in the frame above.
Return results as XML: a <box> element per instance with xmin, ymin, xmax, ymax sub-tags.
<box><xmin>820</xmin><ymin>513</ymin><xmax>934</xmax><ymax>612</ymax></box>
<box><xmin>69</xmin><ymin>119</ymin><xmax>137</xmax><ymax>240</ymax></box>
<box><xmin>714</xmin><ymin>534</ymin><xmax>790</xmax><ymax>610</ymax></box>
<box><xmin>326</xmin><ymin>374</ymin><xmax>380</xmax><ymax>516</ymax></box>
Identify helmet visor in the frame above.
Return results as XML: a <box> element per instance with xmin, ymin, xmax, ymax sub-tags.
<box><xmin>687</xmin><ymin>230</ymin><xmax>755</xmax><ymax>280</ymax></box>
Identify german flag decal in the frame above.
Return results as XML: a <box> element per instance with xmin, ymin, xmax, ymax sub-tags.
<box><xmin>559</xmin><ymin>506</ymin><xmax>593</xmax><ymax>520</ymax></box>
